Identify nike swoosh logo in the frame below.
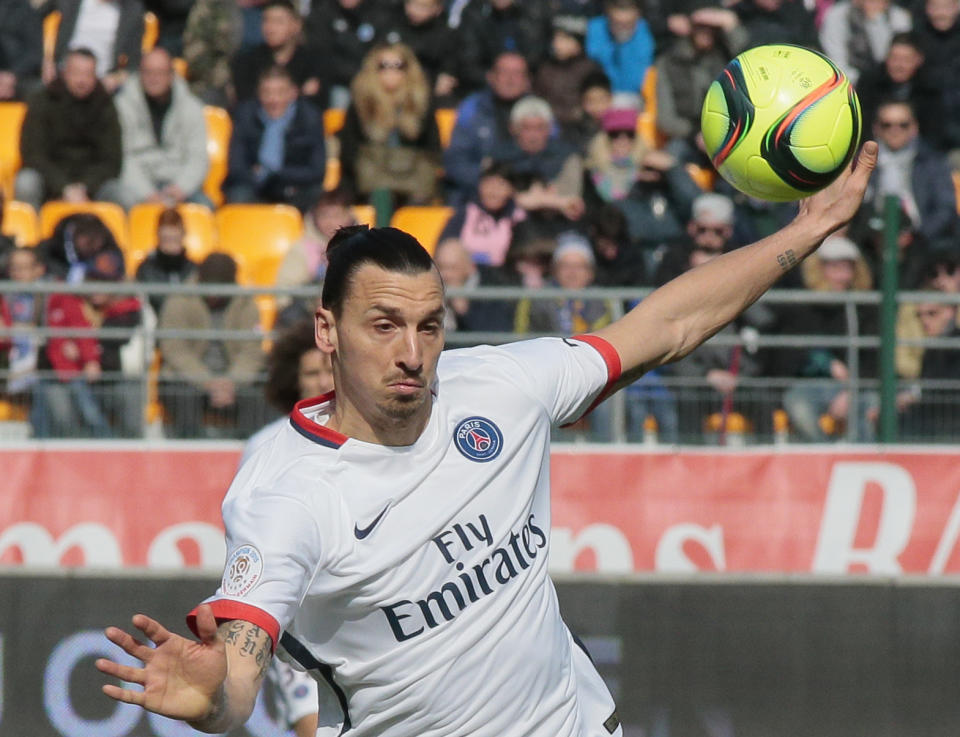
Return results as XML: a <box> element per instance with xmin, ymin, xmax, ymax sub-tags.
<box><xmin>562</xmin><ymin>338</ymin><xmax>581</xmax><ymax>348</ymax></box>
<box><xmin>354</xmin><ymin>504</ymin><xmax>391</xmax><ymax>540</ymax></box>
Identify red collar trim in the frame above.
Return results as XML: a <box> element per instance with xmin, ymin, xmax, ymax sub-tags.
<box><xmin>289</xmin><ymin>392</ymin><xmax>348</xmax><ymax>448</ymax></box>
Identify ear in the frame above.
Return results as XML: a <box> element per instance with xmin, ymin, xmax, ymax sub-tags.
<box><xmin>315</xmin><ymin>307</ymin><xmax>337</xmax><ymax>355</ymax></box>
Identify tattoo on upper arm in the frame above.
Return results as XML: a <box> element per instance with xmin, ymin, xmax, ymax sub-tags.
<box><xmin>219</xmin><ymin>620</ymin><xmax>272</xmax><ymax>680</ymax></box>
<box><xmin>777</xmin><ymin>249</ymin><xmax>798</xmax><ymax>271</ymax></box>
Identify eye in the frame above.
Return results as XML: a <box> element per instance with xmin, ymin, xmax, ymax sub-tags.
<box><xmin>373</xmin><ymin>321</ymin><xmax>395</xmax><ymax>333</ymax></box>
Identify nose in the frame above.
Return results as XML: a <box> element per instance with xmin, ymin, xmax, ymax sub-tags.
<box><xmin>396</xmin><ymin>328</ymin><xmax>424</xmax><ymax>372</ymax></box>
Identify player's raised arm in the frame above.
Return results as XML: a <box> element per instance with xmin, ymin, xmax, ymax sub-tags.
<box><xmin>591</xmin><ymin>141</ymin><xmax>878</xmax><ymax>389</ymax></box>
<box><xmin>96</xmin><ymin>603</ymin><xmax>271</xmax><ymax>733</ymax></box>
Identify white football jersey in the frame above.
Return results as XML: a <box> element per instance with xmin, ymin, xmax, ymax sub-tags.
<box><xmin>189</xmin><ymin>336</ymin><xmax>623</xmax><ymax>737</ymax></box>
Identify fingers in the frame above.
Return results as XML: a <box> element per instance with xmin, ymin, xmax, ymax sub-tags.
<box><xmin>194</xmin><ymin>603</ymin><xmax>220</xmax><ymax>644</ymax></box>
<box><xmin>102</xmin><ymin>682</ymin><xmax>147</xmax><ymax>707</ymax></box>
<box><xmin>104</xmin><ymin>626</ymin><xmax>154</xmax><ymax>662</ymax></box>
<box><xmin>852</xmin><ymin>140</ymin><xmax>879</xmax><ymax>178</ymax></box>
<box><xmin>132</xmin><ymin>613</ymin><xmax>172</xmax><ymax>646</ymax></box>
<box><xmin>95</xmin><ymin>657</ymin><xmax>146</xmax><ymax>685</ymax></box>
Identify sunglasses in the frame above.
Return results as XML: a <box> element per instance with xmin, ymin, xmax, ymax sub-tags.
<box><xmin>693</xmin><ymin>224</ymin><xmax>729</xmax><ymax>236</ymax></box>
<box><xmin>878</xmin><ymin>120</ymin><xmax>912</xmax><ymax>130</ymax></box>
<box><xmin>609</xmin><ymin>129</ymin><xmax>636</xmax><ymax>140</ymax></box>
<box><xmin>378</xmin><ymin>60</ymin><xmax>407</xmax><ymax>71</ymax></box>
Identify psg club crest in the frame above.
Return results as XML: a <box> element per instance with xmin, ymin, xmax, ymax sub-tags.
<box><xmin>454</xmin><ymin>416</ymin><xmax>503</xmax><ymax>463</ymax></box>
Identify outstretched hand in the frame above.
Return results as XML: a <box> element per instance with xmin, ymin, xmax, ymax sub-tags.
<box><xmin>797</xmin><ymin>140</ymin><xmax>879</xmax><ymax>237</ymax></box>
<box><xmin>96</xmin><ymin>604</ymin><xmax>227</xmax><ymax>722</ymax></box>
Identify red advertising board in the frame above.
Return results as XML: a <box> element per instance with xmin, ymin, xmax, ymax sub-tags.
<box><xmin>3</xmin><ymin>446</ymin><xmax>960</xmax><ymax>574</ymax></box>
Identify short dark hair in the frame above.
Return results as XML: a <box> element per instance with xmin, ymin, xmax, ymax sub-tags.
<box><xmin>605</xmin><ymin>0</ymin><xmax>641</xmax><ymax>11</ymax></box>
<box><xmin>198</xmin><ymin>252</ymin><xmax>238</xmax><ymax>283</ymax></box>
<box><xmin>580</xmin><ymin>70</ymin><xmax>611</xmax><ymax>95</ymax></box>
<box><xmin>263</xmin><ymin>0</ymin><xmax>300</xmax><ymax>15</ymax></box>
<box><xmin>157</xmin><ymin>207</ymin><xmax>184</xmax><ymax>230</ymax></box>
<box><xmin>321</xmin><ymin>226</ymin><xmax>435</xmax><ymax>317</ymax></box>
<box><xmin>889</xmin><ymin>31</ymin><xmax>922</xmax><ymax>52</ymax></box>
<box><xmin>258</xmin><ymin>64</ymin><xmax>295</xmax><ymax>87</ymax></box>
<box><xmin>64</xmin><ymin>47</ymin><xmax>98</xmax><ymax>65</ymax></box>
<box><xmin>876</xmin><ymin>97</ymin><xmax>917</xmax><ymax>119</ymax></box>
<box><xmin>265</xmin><ymin>319</ymin><xmax>319</xmax><ymax>413</ymax></box>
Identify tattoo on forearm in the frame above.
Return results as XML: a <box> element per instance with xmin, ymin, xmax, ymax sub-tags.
<box><xmin>223</xmin><ymin>620</ymin><xmax>244</xmax><ymax>646</ymax></box>
<box><xmin>777</xmin><ymin>249</ymin><xmax>798</xmax><ymax>271</ymax></box>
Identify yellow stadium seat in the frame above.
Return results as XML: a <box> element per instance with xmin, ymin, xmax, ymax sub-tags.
<box><xmin>142</xmin><ymin>11</ymin><xmax>159</xmax><ymax>53</ymax></box>
<box><xmin>685</xmin><ymin>163</ymin><xmax>716</xmax><ymax>191</ymax></box>
<box><xmin>127</xmin><ymin>203</ymin><xmax>217</xmax><ymax>275</ymax></box>
<box><xmin>173</xmin><ymin>56</ymin><xmax>188</xmax><ymax>78</ymax></box>
<box><xmin>389</xmin><ymin>206</ymin><xmax>453</xmax><ymax>255</ymax></box>
<box><xmin>637</xmin><ymin>67</ymin><xmax>666</xmax><ymax>148</ymax></box>
<box><xmin>2</xmin><ymin>201</ymin><xmax>39</xmax><ymax>246</ymax></box>
<box><xmin>323</xmin><ymin>108</ymin><xmax>346</xmax><ymax>139</ymax></box>
<box><xmin>215</xmin><ymin>204</ymin><xmax>303</xmax><ymax>286</ymax></box>
<box><xmin>39</xmin><ymin>200</ymin><xmax>128</xmax><ymax>247</ymax></box>
<box><xmin>0</xmin><ymin>102</ymin><xmax>27</xmax><ymax>197</ymax></box>
<box><xmin>43</xmin><ymin>11</ymin><xmax>61</xmax><ymax>63</ymax></box>
<box><xmin>203</xmin><ymin>106</ymin><xmax>231</xmax><ymax>207</ymax></box>
<box><xmin>351</xmin><ymin>204</ymin><xmax>375</xmax><ymax>227</ymax></box>
<box><xmin>435</xmin><ymin>108</ymin><xmax>456</xmax><ymax>149</ymax></box>
<box><xmin>323</xmin><ymin>157</ymin><xmax>341</xmax><ymax>191</ymax></box>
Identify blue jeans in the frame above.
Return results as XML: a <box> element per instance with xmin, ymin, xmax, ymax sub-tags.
<box><xmin>31</xmin><ymin>378</ymin><xmax>113</xmax><ymax>438</ymax></box>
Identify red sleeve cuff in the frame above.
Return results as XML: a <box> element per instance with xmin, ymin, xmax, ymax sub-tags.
<box><xmin>572</xmin><ymin>334</ymin><xmax>622</xmax><ymax>388</ymax></box>
<box><xmin>186</xmin><ymin>600</ymin><xmax>280</xmax><ymax>653</ymax></box>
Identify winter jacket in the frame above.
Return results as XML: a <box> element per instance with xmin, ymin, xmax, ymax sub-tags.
<box><xmin>533</xmin><ymin>54</ymin><xmax>604</xmax><ymax>128</ymax></box>
<box><xmin>52</xmin><ymin>0</ymin><xmax>145</xmax><ymax>72</ymax></box>
<box><xmin>440</xmin><ymin>200</ymin><xmax>526</xmax><ymax>267</ymax></box>
<box><xmin>305</xmin><ymin>0</ymin><xmax>393</xmax><ymax>90</ymax></box>
<box><xmin>585</xmin><ymin>15</ymin><xmax>655</xmax><ymax>95</ymax></box>
<box><xmin>114</xmin><ymin>75</ymin><xmax>209</xmax><ymax>203</ymax></box>
<box><xmin>20</xmin><ymin>79</ymin><xmax>122</xmax><ymax>195</ymax></box>
<box><xmin>0</xmin><ymin>0</ymin><xmax>42</xmax><ymax>81</ymax></box>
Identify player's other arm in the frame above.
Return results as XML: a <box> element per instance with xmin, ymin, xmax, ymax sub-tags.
<box><xmin>591</xmin><ymin>141</ymin><xmax>878</xmax><ymax>390</ymax></box>
<box><xmin>96</xmin><ymin>603</ymin><xmax>272</xmax><ymax>734</ymax></box>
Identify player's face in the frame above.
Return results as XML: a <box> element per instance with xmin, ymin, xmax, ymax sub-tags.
<box><xmin>323</xmin><ymin>264</ymin><xmax>445</xmax><ymax>426</ymax></box>
<box><xmin>298</xmin><ymin>348</ymin><xmax>334</xmax><ymax>399</ymax></box>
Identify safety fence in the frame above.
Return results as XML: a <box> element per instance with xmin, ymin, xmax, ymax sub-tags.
<box><xmin>3</xmin><ymin>281</ymin><xmax>960</xmax><ymax>444</ymax></box>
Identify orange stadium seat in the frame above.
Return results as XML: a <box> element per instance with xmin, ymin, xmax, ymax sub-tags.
<box><xmin>686</xmin><ymin>163</ymin><xmax>716</xmax><ymax>191</ymax></box>
<box><xmin>39</xmin><ymin>200</ymin><xmax>128</xmax><ymax>247</ymax></box>
<box><xmin>2</xmin><ymin>201</ymin><xmax>39</xmax><ymax>246</ymax></box>
<box><xmin>215</xmin><ymin>204</ymin><xmax>303</xmax><ymax>286</ymax></box>
<box><xmin>637</xmin><ymin>66</ymin><xmax>665</xmax><ymax>148</ymax></box>
<box><xmin>203</xmin><ymin>106</ymin><xmax>231</xmax><ymax>207</ymax></box>
<box><xmin>172</xmin><ymin>57</ymin><xmax>188</xmax><ymax>78</ymax></box>
<box><xmin>127</xmin><ymin>203</ymin><xmax>217</xmax><ymax>275</ymax></box>
<box><xmin>389</xmin><ymin>206</ymin><xmax>453</xmax><ymax>255</ymax></box>
<box><xmin>142</xmin><ymin>11</ymin><xmax>159</xmax><ymax>53</ymax></box>
<box><xmin>43</xmin><ymin>11</ymin><xmax>61</xmax><ymax>62</ymax></box>
<box><xmin>350</xmin><ymin>204</ymin><xmax>375</xmax><ymax>227</ymax></box>
<box><xmin>953</xmin><ymin>171</ymin><xmax>960</xmax><ymax>215</ymax></box>
<box><xmin>323</xmin><ymin>158</ymin><xmax>341</xmax><ymax>191</ymax></box>
<box><xmin>0</xmin><ymin>102</ymin><xmax>27</xmax><ymax>197</ymax></box>
<box><xmin>323</xmin><ymin>108</ymin><xmax>346</xmax><ymax>139</ymax></box>
<box><xmin>435</xmin><ymin>108</ymin><xmax>456</xmax><ymax>149</ymax></box>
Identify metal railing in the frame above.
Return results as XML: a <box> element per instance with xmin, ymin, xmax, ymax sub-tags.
<box><xmin>2</xmin><ymin>280</ymin><xmax>960</xmax><ymax>444</ymax></box>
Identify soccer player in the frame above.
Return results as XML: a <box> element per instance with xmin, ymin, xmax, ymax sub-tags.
<box><xmin>96</xmin><ymin>142</ymin><xmax>878</xmax><ymax>736</ymax></box>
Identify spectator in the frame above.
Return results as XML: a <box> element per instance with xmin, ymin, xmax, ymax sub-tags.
<box><xmin>856</xmin><ymin>31</ymin><xmax>940</xmax><ymax>137</ymax></box>
<box><xmin>588</xmin><ymin>202</ymin><xmax>646</xmax><ymax>286</ymax></box>
<box><xmin>181</xmin><ymin>0</ymin><xmax>244</xmax><ymax>106</ymax></box>
<box><xmin>16</xmin><ymin>48</ymin><xmax>122</xmax><ymax>211</ymax></box>
<box><xmin>225</xmin><ymin>65</ymin><xmax>326</xmax><ymax>211</ymax></box>
<box><xmin>275</xmin><ymin>189</ymin><xmax>356</xmax><ymax>312</ymax></box>
<box><xmin>819</xmin><ymin>0</ymin><xmax>912</xmax><ymax>86</ymax></box>
<box><xmin>35</xmin><ymin>212</ymin><xmax>125</xmax><ymax>283</ymax></box>
<box><xmin>568</xmin><ymin>70</ymin><xmax>613</xmax><ymax>153</ymax></box>
<box><xmin>584</xmin><ymin>107</ymin><xmax>648</xmax><ymax>205</ymax></box>
<box><xmin>134</xmin><ymin>207</ymin><xmax>198</xmax><ymax>314</ymax></box>
<box><xmin>339</xmin><ymin>43</ymin><xmax>442</xmax><ymax>205</ymax></box>
<box><xmin>232</xmin><ymin>0</ymin><xmax>323</xmax><ymax>106</ymax></box>
<box><xmin>158</xmin><ymin>252</ymin><xmax>265</xmax><ymax>439</ymax></box>
<box><xmin>111</xmin><ymin>47</ymin><xmax>210</xmax><ymax>210</ymax></box>
<box><xmin>305</xmin><ymin>0</ymin><xmax>395</xmax><ymax>109</ymax></box>
<box><xmin>780</xmin><ymin>235</ymin><xmax>878</xmax><ymax>441</ymax></box>
<box><xmin>655</xmin><ymin>192</ymin><xmax>739</xmax><ymax>284</ymax></box>
<box><xmin>381</xmin><ymin>0</ymin><xmax>460</xmax><ymax>102</ymax></box>
<box><xmin>898</xmin><ymin>295</ymin><xmax>960</xmax><ymax>439</ymax></box>
<box><xmin>613</xmin><ymin>142</ymin><xmax>701</xmax><ymax>272</ymax></box>
<box><xmin>585</xmin><ymin>0</ymin><xmax>656</xmax><ymax>105</ymax></box>
<box><xmin>439</xmin><ymin>161</ymin><xmax>526</xmax><ymax>267</ymax></box>
<box><xmin>654</xmin><ymin>5</ymin><xmax>748</xmax><ymax>162</ymax></box>
<box><xmin>732</xmin><ymin>0</ymin><xmax>819</xmax><ymax>49</ymax></box>
<box><xmin>861</xmin><ymin>99</ymin><xmax>958</xmax><ymax>248</ymax></box>
<box><xmin>32</xmin><ymin>250</ymin><xmax>141</xmax><ymax>438</ymax></box>
<box><xmin>45</xmin><ymin>0</ymin><xmax>146</xmax><ymax>93</ymax></box>
<box><xmin>433</xmin><ymin>237</ymin><xmax>517</xmax><ymax>333</ymax></box>
<box><xmin>490</xmin><ymin>96</ymin><xmax>585</xmax><ymax>227</ymax></box>
<box><xmin>0</xmin><ymin>0</ymin><xmax>43</xmax><ymax>99</ymax></box>
<box><xmin>444</xmin><ymin>51</ymin><xmax>531</xmax><ymax>205</ymax></box>
<box><xmin>1</xmin><ymin>247</ymin><xmax>45</xmax><ymax>404</ymax></box>
<box><xmin>533</xmin><ymin>16</ymin><xmax>604</xmax><ymax>136</ymax></box>
<box><xmin>915</xmin><ymin>0</ymin><xmax>960</xmax><ymax>162</ymax></box>
<box><xmin>455</xmin><ymin>0</ymin><xmax>549</xmax><ymax>95</ymax></box>
<box><xmin>143</xmin><ymin>0</ymin><xmax>194</xmax><ymax>57</ymax></box>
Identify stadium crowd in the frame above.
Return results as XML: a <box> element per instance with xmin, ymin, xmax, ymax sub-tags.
<box><xmin>1</xmin><ymin>0</ymin><xmax>960</xmax><ymax>444</ymax></box>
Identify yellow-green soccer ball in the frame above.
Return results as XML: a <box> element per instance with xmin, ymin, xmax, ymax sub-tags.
<box><xmin>701</xmin><ymin>44</ymin><xmax>861</xmax><ymax>202</ymax></box>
